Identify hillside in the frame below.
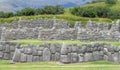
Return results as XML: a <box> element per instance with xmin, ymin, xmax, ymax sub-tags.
<box><xmin>0</xmin><ymin>0</ymin><xmax>92</xmax><ymax>12</ymax></box>
<box><xmin>1</xmin><ymin>0</ymin><xmax>120</xmax><ymax>24</ymax></box>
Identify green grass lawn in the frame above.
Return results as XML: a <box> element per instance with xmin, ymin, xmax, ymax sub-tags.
<box><xmin>10</xmin><ymin>39</ymin><xmax>120</xmax><ymax>46</ymax></box>
<box><xmin>0</xmin><ymin>60</ymin><xmax>120</xmax><ymax>70</ymax></box>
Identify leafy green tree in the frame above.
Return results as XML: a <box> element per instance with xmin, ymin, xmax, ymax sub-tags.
<box><xmin>21</xmin><ymin>7</ymin><xmax>35</xmax><ymax>16</ymax></box>
<box><xmin>0</xmin><ymin>11</ymin><xmax>5</xmax><ymax>18</ymax></box>
<box><xmin>95</xmin><ymin>6</ymin><xmax>110</xmax><ymax>18</ymax></box>
<box><xmin>43</xmin><ymin>6</ymin><xmax>56</xmax><ymax>14</ymax></box>
<box><xmin>15</xmin><ymin>11</ymin><xmax>23</xmax><ymax>16</ymax></box>
<box><xmin>105</xmin><ymin>0</ymin><xmax>117</xmax><ymax>4</ymax></box>
<box><xmin>55</xmin><ymin>5</ymin><xmax>64</xmax><ymax>14</ymax></box>
<box><xmin>3</xmin><ymin>12</ymin><xmax>14</xmax><ymax>18</ymax></box>
<box><xmin>107</xmin><ymin>9</ymin><xmax>120</xmax><ymax>19</ymax></box>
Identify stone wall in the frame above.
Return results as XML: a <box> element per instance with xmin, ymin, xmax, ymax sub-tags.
<box><xmin>10</xmin><ymin>42</ymin><xmax>120</xmax><ymax>64</ymax></box>
<box><xmin>0</xmin><ymin>18</ymin><xmax>120</xmax><ymax>41</ymax></box>
<box><xmin>1</xmin><ymin>27</ymin><xmax>40</xmax><ymax>41</ymax></box>
<box><xmin>0</xmin><ymin>41</ymin><xmax>20</xmax><ymax>60</ymax></box>
<box><xmin>38</xmin><ymin>28</ymin><xmax>76</xmax><ymax>40</ymax></box>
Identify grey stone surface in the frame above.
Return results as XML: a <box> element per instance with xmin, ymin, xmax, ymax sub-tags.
<box><xmin>60</xmin><ymin>55</ymin><xmax>70</xmax><ymax>63</ymax></box>
<box><xmin>12</xmin><ymin>49</ymin><xmax>21</xmax><ymax>62</ymax></box>
<box><xmin>43</xmin><ymin>48</ymin><xmax>51</xmax><ymax>61</ymax></box>
<box><xmin>27</xmin><ymin>55</ymin><xmax>33</xmax><ymax>62</ymax></box>
<box><xmin>61</xmin><ymin>43</ymin><xmax>68</xmax><ymax>55</ymax></box>
<box><xmin>78</xmin><ymin>54</ymin><xmax>84</xmax><ymax>62</ymax></box>
<box><xmin>0</xmin><ymin>42</ymin><xmax>117</xmax><ymax>64</ymax></box>
<box><xmin>71</xmin><ymin>53</ymin><xmax>78</xmax><ymax>63</ymax></box>
<box><xmin>84</xmin><ymin>53</ymin><xmax>93</xmax><ymax>62</ymax></box>
<box><xmin>55</xmin><ymin>52</ymin><xmax>60</xmax><ymax>61</ymax></box>
<box><xmin>20</xmin><ymin>53</ymin><xmax>27</xmax><ymax>62</ymax></box>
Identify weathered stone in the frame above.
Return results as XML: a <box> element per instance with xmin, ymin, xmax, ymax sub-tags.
<box><xmin>12</xmin><ymin>49</ymin><xmax>21</xmax><ymax>62</ymax></box>
<box><xmin>81</xmin><ymin>46</ymin><xmax>87</xmax><ymax>53</ymax></box>
<box><xmin>112</xmin><ymin>53</ymin><xmax>119</xmax><ymax>63</ymax></box>
<box><xmin>50</xmin><ymin>44</ymin><xmax>56</xmax><ymax>54</ymax></box>
<box><xmin>71</xmin><ymin>44</ymin><xmax>77</xmax><ymax>52</ymax></box>
<box><xmin>103</xmin><ymin>55</ymin><xmax>108</xmax><ymax>61</ymax></box>
<box><xmin>78</xmin><ymin>54</ymin><xmax>84</xmax><ymax>62</ymax></box>
<box><xmin>32</xmin><ymin>56</ymin><xmax>39</xmax><ymax>62</ymax></box>
<box><xmin>84</xmin><ymin>53</ymin><xmax>93</xmax><ymax>62</ymax></box>
<box><xmin>0</xmin><ymin>52</ymin><xmax>3</xmax><ymax>59</ymax></box>
<box><xmin>39</xmin><ymin>56</ymin><xmax>43</xmax><ymax>61</ymax></box>
<box><xmin>60</xmin><ymin>55</ymin><xmax>70</xmax><ymax>63</ymax></box>
<box><xmin>55</xmin><ymin>52</ymin><xmax>60</xmax><ymax>61</ymax></box>
<box><xmin>61</xmin><ymin>43</ymin><xmax>68</xmax><ymax>55</ymax></box>
<box><xmin>4</xmin><ymin>45</ymin><xmax>10</xmax><ymax>53</ymax></box>
<box><xmin>10</xmin><ymin>46</ymin><xmax>15</xmax><ymax>51</ymax></box>
<box><xmin>43</xmin><ymin>48</ymin><xmax>51</xmax><ymax>61</ymax></box>
<box><xmin>71</xmin><ymin>53</ymin><xmax>78</xmax><ymax>63</ymax></box>
<box><xmin>0</xmin><ymin>45</ymin><xmax>3</xmax><ymax>51</ymax></box>
<box><xmin>24</xmin><ymin>48</ymin><xmax>32</xmax><ymax>54</ymax></box>
<box><xmin>51</xmin><ymin>54</ymin><xmax>55</xmax><ymax>61</ymax></box>
<box><xmin>32</xmin><ymin>47</ymin><xmax>38</xmax><ymax>56</ymax></box>
<box><xmin>54</xmin><ymin>43</ymin><xmax>61</xmax><ymax>52</ymax></box>
<box><xmin>37</xmin><ymin>51</ymin><xmax>42</xmax><ymax>56</ymax></box>
<box><xmin>3</xmin><ymin>53</ymin><xmax>10</xmax><ymax>60</ymax></box>
<box><xmin>20</xmin><ymin>53</ymin><xmax>27</xmax><ymax>62</ymax></box>
<box><xmin>93</xmin><ymin>51</ymin><xmax>100</xmax><ymax>61</ymax></box>
<box><xmin>27</xmin><ymin>55</ymin><xmax>33</xmax><ymax>62</ymax></box>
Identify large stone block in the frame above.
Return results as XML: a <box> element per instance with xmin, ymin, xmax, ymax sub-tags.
<box><xmin>37</xmin><ymin>51</ymin><xmax>42</xmax><ymax>56</ymax></box>
<box><xmin>4</xmin><ymin>45</ymin><xmax>10</xmax><ymax>53</ymax></box>
<box><xmin>24</xmin><ymin>48</ymin><xmax>32</xmax><ymax>54</ymax></box>
<box><xmin>60</xmin><ymin>55</ymin><xmax>71</xmax><ymax>63</ymax></box>
<box><xmin>32</xmin><ymin>56</ymin><xmax>39</xmax><ymax>62</ymax></box>
<box><xmin>50</xmin><ymin>44</ymin><xmax>56</xmax><ymax>54</ymax></box>
<box><xmin>93</xmin><ymin>51</ymin><xmax>100</xmax><ymax>61</ymax></box>
<box><xmin>12</xmin><ymin>49</ymin><xmax>21</xmax><ymax>62</ymax></box>
<box><xmin>0</xmin><ymin>52</ymin><xmax>3</xmax><ymax>59</ymax></box>
<box><xmin>61</xmin><ymin>43</ymin><xmax>68</xmax><ymax>55</ymax></box>
<box><xmin>27</xmin><ymin>55</ymin><xmax>33</xmax><ymax>62</ymax></box>
<box><xmin>55</xmin><ymin>52</ymin><xmax>60</xmax><ymax>61</ymax></box>
<box><xmin>43</xmin><ymin>48</ymin><xmax>51</xmax><ymax>61</ymax></box>
<box><xmin>0</xmin><ymin>45</ymin><xmax>3</xmax><ymax>51</ymax></box>
<box><xmin>20</xmin><ymin>53</ymin><xmax>27</xmax><ymax>62</ymax></box>
<box><xmin>71</xmin><ymin>53</ymin><xmax>78</xmax><ymax>63</ymax></box>
<box><xmin>84</xmin><ymin>53</ymin><xmax>93</xmax><ymax>62</ymax></box>
<box><xmin>78</xmin><ymin>54</ymin><xmax>84</xmax><ymax>62</ymax></box>
<box><xmin>3</xmin><ymin>53</ymin><xmax>10</xmax><ymax>60</ymax></box>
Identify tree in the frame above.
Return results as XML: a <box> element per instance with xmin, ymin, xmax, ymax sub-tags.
<box><xmin>55</xmin><ymin>5</ymin><xmax>64</xmax><ymax>14</ymax></box>
<box><xmin>0</xmin><ymin>11</ymin><xmax>5</xmax><ymax>18</ymax></box>
<box><xmin>107</xmin><ymin>9</ymin><xmax>120</xmax><ymax>19</ymax></box>
<box><xmin>96</xmin><ymin>6</ymin><xmax>110</xmax><ymax>18</ymax></box>
<box><xmin>105</xmin><ymin>0</ymin><xmax>117</xmax><ymax>4</ymax></box>
<box><xmin>21</xmin><ymin>7</ymin><xmax>35</xmax><ymax>16</ymax></box>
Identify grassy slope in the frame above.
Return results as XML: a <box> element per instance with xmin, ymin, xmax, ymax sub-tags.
<box><xmin>10</xmin><ymin>39</ymin><xmax>120</xmax><ymax>46</ymax></box>
<box><xmin>0</xmin><ymin>2</ymin><xmax>116</xmax><ymax>25</ymax></box>
<box><xmin>0</xmin><ymin>60</ymin><xmax>120</xmax><ymax>70</ymax></box>
<box><xmin>0</xmin><ymin>1</ymin><xmax>120</xmax><ymax>25</ymax></box>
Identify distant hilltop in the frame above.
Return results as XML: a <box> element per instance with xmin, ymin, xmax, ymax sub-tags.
<box><xmin>0</xmin><ymin>0</ymin><xmax>92</xmax><ymax>12</ymax></box>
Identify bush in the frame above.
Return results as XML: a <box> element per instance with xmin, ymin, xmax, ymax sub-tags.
<box><xmin>0</xmin><ymin>12</ymin><xmax>14</xmax><ymax>18</ymax></box>
<box><xmin>42</xmin><ymin>5</ymin><xmax>64</xmax><ymax>14</ymax></box>
<box><xmin>0</xmin><ymin>12</ymin><xmax>5</xmax><ymax>18</ymax></box>
<box><xmin>105</xmin><ymin>0</ymin><xmax>117</xmax><ymax>4</ymax></box>
<box><xmin>95</xmin><ymin>6</ymin><xmax>110</xmax><ymax>18</ymax></box>
<box><xmin>20</xmin><ymin>7</ymin><xmax>35</xmax><ymax>16</ymax></box>
<box><xmin>71</xmin><ymin>6</ymin><xmax>110</xmax><ymax>18</ymax></box>
<box><xmin>107</xmin><ymin>9</ymin><xmax>120</xmax><ymax>19</ymax></box>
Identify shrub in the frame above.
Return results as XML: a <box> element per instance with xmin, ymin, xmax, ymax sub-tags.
<box><xmin>95</xmin><ymin>6</ymin><xmax>110</xmax><ymax>18</ymax></box>
<box><xmin>20</xmin><ymin>7</ymin><xmax>35</xmax><ymax>16</ymax></box>
<box><xmin>71</xmin><ymin>6</ymin><xmax>110</xmax><ymax>18</ymax></box>
<box><xmin>107</xmin><ymin>9</ymin><xmax>120</xmax><ymax>19</ymax></box>
<box><xmin>105</xmin><ymin>0</ymin><xmax>117</xmax><ymax>4</ymax></box>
